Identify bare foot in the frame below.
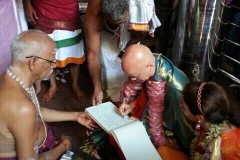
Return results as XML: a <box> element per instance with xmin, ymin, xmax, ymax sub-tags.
<box><xmin>41</xmin><ymin>86</ymin><xmax>58</xmax><ymax>102</ymax></box>
<box><xmin>72</xmin><ymin>85</ymin><xmax>86</xmax><ymax>101</ymax></box>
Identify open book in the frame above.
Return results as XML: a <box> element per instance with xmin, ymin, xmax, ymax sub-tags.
<box><xmin>85</xmin><ymin>101</ymin><xmax>161</xmax><ymax>160</ymax></box>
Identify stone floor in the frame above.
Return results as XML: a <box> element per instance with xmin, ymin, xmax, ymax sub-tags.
<box><xmin>37</xmin><ymin>62</ymin><xmax>240</xmax><ymax>160</ymax></box>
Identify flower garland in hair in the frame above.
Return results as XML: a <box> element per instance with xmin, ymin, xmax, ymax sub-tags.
<box><xmin>190</xmin><ymin>121</ymin><xmax>227</xmax><ymax>160</ymax></box>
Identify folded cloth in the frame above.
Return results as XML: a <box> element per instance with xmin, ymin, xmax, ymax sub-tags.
<box><xmin>60</xmin><ymin>151</ymin><xmax>74</xmax><ymax>160</ymax></box>
<box><xmin>128</xmin><ymin>0</ymin><xmax>161</xmax><ymax>36</ymax></box>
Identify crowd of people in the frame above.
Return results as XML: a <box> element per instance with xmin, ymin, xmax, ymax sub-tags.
<box><xmin>0</xmin><ymin>0</ymin><xmax>239</xmax><ymax>159</ymax></box>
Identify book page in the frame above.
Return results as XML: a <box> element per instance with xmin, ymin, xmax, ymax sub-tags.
<box><xmin>111</xmin><ymin>121</ymin><xmax>162</xmax><ymax>160</ymax></box>
<box><xmin>85</xmin><ymin>102</ymin><xmax>134</xmax><ymax>132</ymax></box>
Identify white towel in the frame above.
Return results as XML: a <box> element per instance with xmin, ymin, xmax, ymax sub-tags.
<box><xmin>100</xmin><ymin>31</ymin><xmax>128</xmax><ymax>102</ymax></box>
<box><xmin>129</xmin><ymin>0</ymin><xmax>161</xmax><ymax>35</ymax></box>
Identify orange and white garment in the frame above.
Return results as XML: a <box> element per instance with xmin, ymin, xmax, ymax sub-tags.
<box><xmin>129</xmin><ymin>0</ymin><xmax>161</xmax><ymax>37</ymax></box>
<box><xmin>32</xmin><ymin>0</ymin><xmax>85</xmax><ymax>68</ymax></box>
<box><xmin>48</xmin><ymin>29</ymin><xmax>85</xmax><ymax>68</ymax></box>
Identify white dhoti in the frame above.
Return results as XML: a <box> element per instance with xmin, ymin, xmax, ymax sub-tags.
<box><xmin>100</xmin><ymin>31</ymin><xmax>128</xmax><ymax>102</ymax></box>
<box><xmin>48</xmin><ymin>29</ymin><xmax>85</xmax><ymax>68</ymax></box>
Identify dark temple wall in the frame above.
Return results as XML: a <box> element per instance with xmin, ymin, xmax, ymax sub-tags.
<box><xmin>154</xmin><ymin>0</ymin><xmax>240</xmax><ymax>84</ymax></box>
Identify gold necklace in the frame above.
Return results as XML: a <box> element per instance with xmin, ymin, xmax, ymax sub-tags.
<box><xmin>190</xmin><ymin>121</ymin><xmax>227</xmax><ymax>160</ymax></box>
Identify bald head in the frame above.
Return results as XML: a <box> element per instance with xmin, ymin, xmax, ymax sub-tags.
<box><xmin>121</xmin><ymin>44</ymin><xmax>155</xmax><ymax>81</ymax></box>
<box><xmin>10</xmin><ymin>30</ymin><xmax>56</xmax><ymax>63</ymax></box>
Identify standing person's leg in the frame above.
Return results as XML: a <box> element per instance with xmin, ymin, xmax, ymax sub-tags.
<box><xmin>70</xmin><ymin>63</ymin><xmax>85</xmax><ymax>101</ymax></box>
<box><xmin>42</xmin><ymin>69</ymin><xmax>58</xmax><ymax>101</ymax></box>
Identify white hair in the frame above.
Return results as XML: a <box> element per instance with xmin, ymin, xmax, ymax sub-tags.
<box><xmin>102</xmin><ymin>0</ymin><xmax>129</xmax><ymax>21</ymax></box>
<box><xmin>10</xmin><ymin>30</ymin><xmax>55</xmax><ymax>63</ymax></box>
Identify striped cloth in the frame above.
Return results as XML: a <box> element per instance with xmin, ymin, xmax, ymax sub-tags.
<box><xmin>48</xmin><ymin>29</ymin><xmax>85</xmax><ymax>68</ymax></box>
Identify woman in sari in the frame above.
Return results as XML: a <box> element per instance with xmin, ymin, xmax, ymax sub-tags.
<box><xmin>180</xmin><ymin>81</ymin><xmax>240</xmax><ymax>160</ymax></box>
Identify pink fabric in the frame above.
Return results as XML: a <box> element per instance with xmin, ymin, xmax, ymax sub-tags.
<box><xmin>0</xmin><ymin>0</ymin><xmax>20</xmax><ymax>74</ymax></box>
<box><xmin>33</xmin><ymin>0</ymin><xmax>80</xmax><ymax>33</ymax></box>
<box><xmin>33</xmin><ymin>0</ymin><xmax>79</xmax><ymax>22</ymax></box>
<box><xmin>0</xmin><ymin>0</ymin><xmax>18</xmax><ymax>74</ymax></box>
<box><xmin>146</xmin><ymin>79</ymin><xmax>166</xmax><ymax>147</ymax></box>
<box><xmin>119</xmin><ymin>77</ymin><xmax>144</xmax><ymax>103</ymax></box>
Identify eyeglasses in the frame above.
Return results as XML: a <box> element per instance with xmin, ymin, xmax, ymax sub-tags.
<box><xmin>25</xmin><ymin>56</ymin><xmax>56</xmax><ymax>65</ymax></box>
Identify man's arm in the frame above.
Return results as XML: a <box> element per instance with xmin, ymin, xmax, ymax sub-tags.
<box><xmin>23</xmin><ymin>0</ymin><xmax>38</xmax><ymax>25</ymax></box>
<box><xmin>84</xmin><ymin>0</ymin><xmax>104</xmax><ymax>105</ymax></box>
<box><xmin>40</xmin><ymin>107</ymin><xmax>96</xmax><ymax>130</ymax></box>
<box><xmin>40</xmin><ymin>107</ymin><xmax>79</xmax><ymax>122</ymax></box>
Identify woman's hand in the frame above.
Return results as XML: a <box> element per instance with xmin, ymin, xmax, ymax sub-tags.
<box><xmin>76</xmin><ymin>112</ymin><xmax>97</xmax><ymax>130</ymax></box>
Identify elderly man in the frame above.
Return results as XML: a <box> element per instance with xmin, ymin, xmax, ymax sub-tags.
<box><xmin>119</xmin><ymin>44</ymin><xmax>194</xmax><ymax>156</ymax></box>
<box><xmin>0</xmin><ymin>30</ymin><xmax>95</xmax><ymax>159</ymax></box>
<box><xmin>84</xmin><ymin>0</ymin><xmax>160</xmax><ymax>105</ymax></box>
